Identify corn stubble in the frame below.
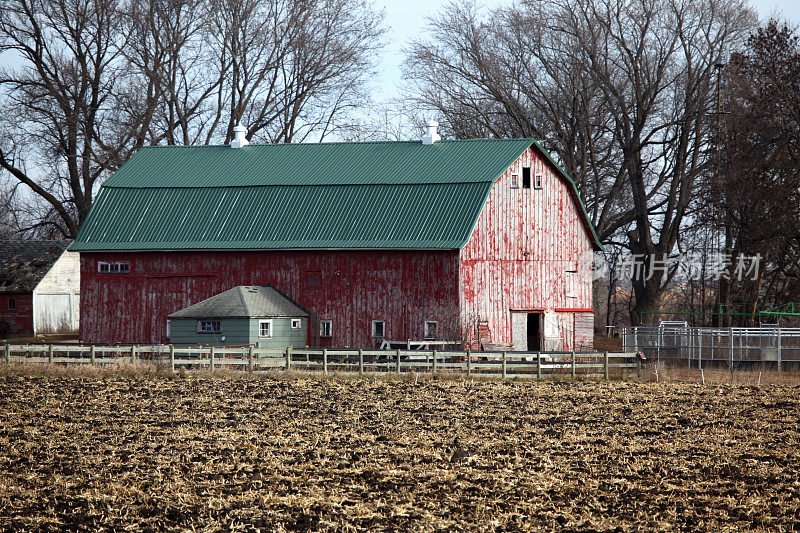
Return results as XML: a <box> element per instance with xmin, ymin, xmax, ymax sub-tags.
<box><xmin>0</xmin><ymin>374</ymin><xmax>798</xmax><ymax>531</ymax></box>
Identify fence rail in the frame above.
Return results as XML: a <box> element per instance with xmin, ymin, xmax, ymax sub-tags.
<box><xmin>1</xmin><ymin>343</ymin><xmax>640</xmax><ymax>379</ymax></box>
<box><xmin>621</xmin><ymin>326</ymin><xmax>800</xmax><ymax>370</ymax></box>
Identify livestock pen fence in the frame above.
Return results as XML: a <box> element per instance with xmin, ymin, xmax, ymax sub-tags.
<box><xmin>1</xmin><ymin>344</ymin><xmax>640</xmax><ymax>379</ymax></box>
<box><xmin>621</xmin><ymin>325</ymin><xmax>800</xmax><ymax>370</ymax></box>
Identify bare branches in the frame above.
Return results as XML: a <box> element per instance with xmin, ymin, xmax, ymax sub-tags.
<box><xmin>404</xmin><ymin>0</ymin><xmax>756</xmax><ymax>324</ymax></box>
<box><xmin>0</xmin><ymin>0</ymin><xmax>386</xmax><ymax>237</ymax></box>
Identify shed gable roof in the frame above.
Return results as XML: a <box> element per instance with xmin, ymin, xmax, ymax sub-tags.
<box><xmin>168</xmin><ymin>286</ymin><xmax>308</xmax><ymax>319</ymax></box>
<box><xmin>71</xmin><ymin>139</ymin><xmax>602</xmax><ymax>251</ymax></box>
<box><xmin>0</xmin><ymin>241</ymin><xmax>71</xmax><ymax>293</ymax></box>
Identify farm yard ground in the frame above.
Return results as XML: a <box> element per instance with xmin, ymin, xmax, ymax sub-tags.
<box><xmin>1</xmin><ymin>370</ymin><xmax>799</xmax><ymax>531</ymax></box>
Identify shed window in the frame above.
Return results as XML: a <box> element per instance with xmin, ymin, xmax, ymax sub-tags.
<box><xmin>320</xmin><ymin>320</ymin><xmax>332</xmax><ymax>338</ymax></box>
<box><xmin>534</xmin><ymin>173</ymin><xmax>543</xmax><ymax>189</ymax></box>
<box><xmin>424</xmin><ymin>321</ymin><xmax>438</xmax><ymax>340</ymax></box>
<box><xmin>8</xmin><ymin>298</ymin><xmax>15</xmax><ymax>310</ymax></box>
<box><xmin>165</xmin><ymin>319</ymin><xmax>171</xmax><ymax>339</ymax></box>
<box><xmin>291</xmin><ymin>318</ymin><xmax>302</xmax><ymax>330</ymax></box>
<box><xmin>510</xmin><ymin>173</ymin><xmax>520</xmax><ymax>189</ymax></box>
<box><xmin>371</xmin><ymin>320</ymin><xmax>385</xmax><ymax>338</ymax></box>
<box><xmin>98</xmin><ymin>262</ymin><xmax>130</xmax><ymax>274</ymax></box>
<box><xmin>259</xmin><ymin>319</ymin><xmax>273</xmax><ymax>338</ymax></box>
<box><xmin>522</xmin><ymin>167</ymin><xmax>531</xmax><ymax>189</ymax></box>
<box><xmin>198</xmin><ymin>320</ymin><xmax>221</xmax><ymax>334</ymax></box>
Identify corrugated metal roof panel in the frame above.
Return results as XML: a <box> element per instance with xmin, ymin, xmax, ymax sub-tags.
<box><xmin>103</xmin><ymin>139</ymin><xmax>534</xmax><ymax>188</ymax></box>
<box><xmin>70</xmin><ymin>183</ymin><xmax>493</xmax><ymax>251</ymax></box>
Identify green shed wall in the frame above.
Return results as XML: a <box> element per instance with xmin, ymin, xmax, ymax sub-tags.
<box><xmin>169</xmin><ymin>318</ymin><xmax>251</xmax><ymax>347</ymax></box>
<box><xmin>250</xmin><ymin>317</ymin><xmax>307</xmax><ymax>349</ymax></box>
<box><xmin>169</xmin><ymin>317</ymin><xmax>306</xmax><ymax>348</ymax></box>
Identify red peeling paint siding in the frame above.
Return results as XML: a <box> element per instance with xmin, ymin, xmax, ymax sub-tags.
<box><xmin>80</xmin><ymin>250</ymin><xmax>460</xmax><ymax>347</ymax></box>
<box><xmin>459</xmin><ymin>146</ymin><xmax>594</xmax><ymax>350</ymax></box>
<box><xmin>0</xmin><ymin>293</ymin><xmax>33</xmax><ymax>335</ymax></box>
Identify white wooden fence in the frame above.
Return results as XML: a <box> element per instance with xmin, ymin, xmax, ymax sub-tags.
<box><xmin>1</xmin><ymin>344</ymin><xmax>641</xmax><ymax>379</ymax></box>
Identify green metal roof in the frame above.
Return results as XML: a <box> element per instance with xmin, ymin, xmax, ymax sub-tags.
<box><xmin>102</xmin><ymin>139</ymin><xmax>534</xmax><ymax>188</ymax></box>
<box><xmin>71</xmin><ymin>139</ymin><xmax>602</xmax><ymax>251</ymax></box>
<box><xmin>70</xmin><ymin>183</ymin><xmax>491</xmax><ymax>250</ymax></box>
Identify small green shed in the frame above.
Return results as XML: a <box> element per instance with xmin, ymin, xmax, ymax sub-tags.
<box><xmin>168</xmin><ymin>286</ymin><xmax>308</xmax><ymax>348</ymax></box>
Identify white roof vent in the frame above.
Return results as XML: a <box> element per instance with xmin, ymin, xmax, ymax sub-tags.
<box><xmin>422</xmin><ymin>119</ymin><xmax>440</xmax><ymax>145</ymax></box>
<box><xmin>230</xmin><ymin>123</ymin><xmax>249</xmax><ymax>148</ymax></box>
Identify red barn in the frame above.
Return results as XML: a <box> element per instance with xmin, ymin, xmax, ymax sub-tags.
<box><xmin>71</xmin><ymin>124</ymin><xmax>602</xmax><ymax>350</ymax></box>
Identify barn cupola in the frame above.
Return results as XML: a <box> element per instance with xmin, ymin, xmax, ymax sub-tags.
<box><xmin>230</xmin><ymin>124</ymin><xmax>249</xmax><ymax>149</ymax></box>
<box><xmin>421</xmin><ymin>119</ymin><xmax>440</xmax><ymax>145</ymax></box>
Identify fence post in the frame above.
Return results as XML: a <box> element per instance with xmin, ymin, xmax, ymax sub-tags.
<box><xmin>323</xmin><ymin>348</ymin><xmax>328</xmax><ymax>374</ymax></box>
<box><xmin>4</xmin><ymin>343</ymin><xmax>10</xmax><ymax>364</ymax></box>
<box><xmin>48</xmin><ymin>344</ymin><xmax>54</xmax><ymax>364</ymax></box>
<box><xmin>633</xmin><ymin>326</ymin><xmax>639</xmax><ymax>353</ymax></box>
<box><xmin>90</xmin><ymin>345</ymin><xmax>96</xmax><ymax>365</ymax></box>
<box><xmin>170</xmin><ymin>344</ymin><xmax>175</xmax><ymax>373</ymax></box>
<box><xmin>358</xmin><ymin>349</ymin><xmax>363</xmax><ymax>376</ymax></box>
<box><xmin>571</xmin><ymin>351</ymin><xmax>576</xmax><ymax>378</ymax></box>
<box><xmin>657</xmin><ymin>327</ymin><xmax>661</xmax><ymax>363</ymax></box>
<box><xmin>432</xmin><ymin>350</ymin><xmax>437</xmax><ymax>373</ymax></box>
<box><xmin>466</xmin><ymin>348</ymin><xmax>471</xmax><ymax>376</ymax></box>
<box><xmin>698</xmin><ymin>331</ymin><xmax>703</xmax><ymax>370</ymax></box>
<box><xmin>248</xmin><ymin>346</ymin><xmax>254</xmax><ymax>373</ymax></box>
<box><xmin>396</xmin><ymin>349</ymin><xmax>401</xmax><ymax>373</ymax></box>
<box><xmin>537</xmin><ymin>352</ymin><xmax>542</xmax><ymax>380</ymax></box>
<box><xmin>285</xmin><ymin>346</ymin><xmax>291</xmax><ymax>371</ymax></box>
<box><xmin>210</xmin><ymin>346</ymin><xmax>215</xmax><ymax>372</ymax></box>
<box><xmin>604</xmin><ymin>351</ymin><xmax>609</xmax><ymax>380</ymax></box>
<box><xmin>777</xmin><ymin>326</ymin><xmax>782</xmax><ymax>372</ymax></box>
<box><xmin>729</xmin><ymin>328</ymin><xmax>734</xmax><ymax>370</ymax></box>
<box><xmin>131</xmin><ymin>345</ymin><xmax>137</xmax><ymax>364</ymax></box>
<box><xmin>502</xmin><ymin>351</ymin><xmax>507</xmax><ymax>379</ymax></box>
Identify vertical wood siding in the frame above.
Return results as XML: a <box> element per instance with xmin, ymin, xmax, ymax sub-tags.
<box><xmin>81</xmin><ymin>250</ymin><xmax>459</xmax><ymax>347</ymax></box>
<box><xmin>459</xmin><ymin>146</ymin><xmax>594</xmax><ymax>350</ymax></box>
<box><xmin>32</xmin><ymin>250</ymin><xmax>80</xmax><ymax>334</ymax></box>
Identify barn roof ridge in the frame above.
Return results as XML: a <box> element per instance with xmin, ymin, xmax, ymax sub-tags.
<box><xmin>134</xmin><ymin>137</ymin><xmax>533</xmax><ymax>148</ymax></box>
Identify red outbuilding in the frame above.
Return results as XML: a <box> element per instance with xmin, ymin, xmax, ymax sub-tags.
<box><xmin>71</xmin><ymin>123</ymin><xmax>602</xmax><ymax>350</ymax></box>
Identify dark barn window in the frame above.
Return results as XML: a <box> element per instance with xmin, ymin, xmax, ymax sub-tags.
<box><xmin>522</xmin><ymin>167</ymin><xmax>531</xmax><ymax>189</ymax></box>
<box><xmin>307</xmin><ymin>270</ymin><xmax>322</xmax><ymax>290</ymax></box>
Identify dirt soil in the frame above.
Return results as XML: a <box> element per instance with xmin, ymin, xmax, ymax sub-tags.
<box><xmin>1</xmin><ymin>374</ymin><xmax>799</xmax><ymax>531</ymax></box>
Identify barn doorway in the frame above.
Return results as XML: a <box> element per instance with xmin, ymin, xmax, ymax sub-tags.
<box><xmin>527</xmin><ymin>313</ymin><xmax>542</xmax><ymax>351</ymax></box>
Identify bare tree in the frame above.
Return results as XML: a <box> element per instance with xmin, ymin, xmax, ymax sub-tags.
<box><xmin>0</xmin><ymin>0</ymin><xmax>385</xmax><ymax>237</ymax></box>
<box><xmin>715</xmin><ymin>20</ymin><xmax>800</xmax><ymax>322</ymax></box>
<box><xmin>201</xmin><ymin>0</ymin><xmax>384</xmax><ymax>144</ymax></box>
<box><xmin>405</xmin><ymin>0</ymin><xmax>756</xmax><ymax>324</ymax></box>
<box><xmin>0</xmin><ymin>0</ymin><xmax>128</xmax><ymax>237</ymax></box>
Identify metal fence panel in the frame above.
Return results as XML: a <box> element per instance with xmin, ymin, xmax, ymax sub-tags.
<box><xmin>621</xmin><ymin>326</ymin><xmax>800</xmax><ymax>368</ymax></box>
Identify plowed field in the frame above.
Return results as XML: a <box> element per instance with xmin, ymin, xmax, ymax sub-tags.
<box><xmin>1</xmin><ymin>374</ymin><xmax>799</xmax><ymax>531</ymax></box>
